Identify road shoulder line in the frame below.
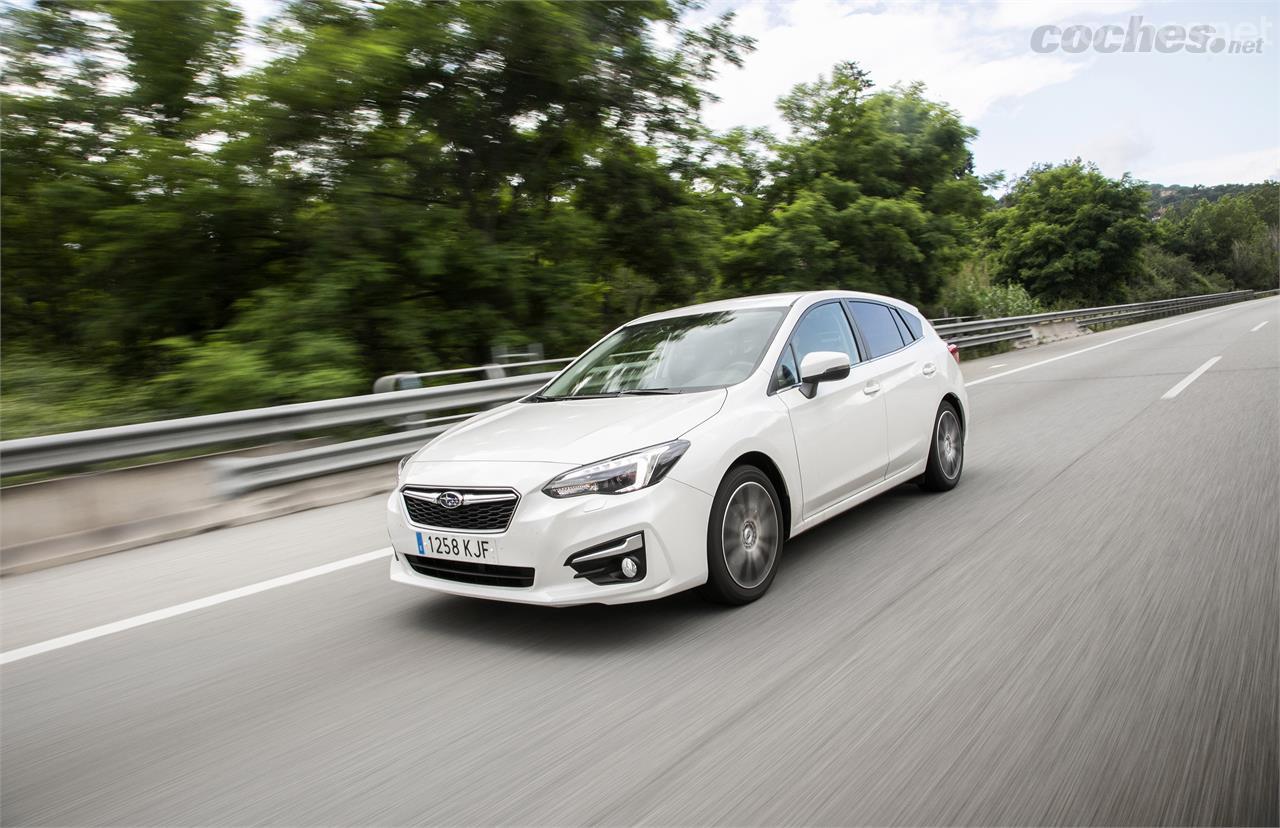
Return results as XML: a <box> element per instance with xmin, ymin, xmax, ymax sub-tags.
<box><xmin>967</xmin><ymin>302</ymin><xmax>1256</xmax><ymax>388</ymax></box>
<box><xmin>0</xmin><ymin>548</ymin><xmax>391</xmax><ymax>666</ymax></box>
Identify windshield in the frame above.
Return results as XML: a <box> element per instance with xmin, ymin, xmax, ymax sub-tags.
<box><xmin>538</xmin><ymin>309</ymin><xmax>786</xmax><ymax>399</ymax></box>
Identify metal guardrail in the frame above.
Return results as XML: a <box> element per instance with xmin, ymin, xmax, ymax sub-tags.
<box><xmin>932</xmin><ymin>290</ymin><xmax>1251</xmax><ymax>341</ymax></box>
<box><xmin>936</xmin><ymin>290</ymin><xmax>1254</xmax><ymax>349</ymax></box>
<box><xmin>945</xmin><ymin>328</ymin><xmax>1036</xmax><ymax>349</ymax></box>
<box><xmin>210</xmin><ymin>415</ymin><xmax>472</xmax><ymax>497</ymax></box>
<box><xmin>1</xmin><ymin>289</ymin><xmax>1266</xmax><ymax>493</ymax></box>
<box><xmin>0</xmin><ymin>372</ymin><xmax>555</xmax><ymax>477</ymax></box>
<box><xmin>372</xmin><ymin>358</ymin><xmax>573</xmax><ymax>393</ymax></box>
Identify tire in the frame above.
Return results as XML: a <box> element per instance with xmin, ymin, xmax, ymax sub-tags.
<box><xmin>919</xmin><ymin>400</ymin><xmax>964</xmax><ymax>492</ymax></box>
<box><xmin>699</xmin><ymin>465</ymin><xmax>785</xmax><ymax>605</ymax></box>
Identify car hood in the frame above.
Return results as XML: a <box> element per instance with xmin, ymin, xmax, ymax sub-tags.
<box><xmin>415</xmin><ymin>389</ymin><xmax>728</xmax><ymax>466</ymax></box>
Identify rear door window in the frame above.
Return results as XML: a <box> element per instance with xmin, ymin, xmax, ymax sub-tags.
<box><xmin>848</xmin><ymin>301</ymin><xmax>906</xmax><ymax>359</ymax></box>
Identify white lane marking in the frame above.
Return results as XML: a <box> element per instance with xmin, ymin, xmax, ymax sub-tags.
<box><xmin>1161</xmin><ymin>357</ymin><xmax>1221</xmax><ymax>400</ymax></box>
<box><xmin>988</xmin><ymin>363</ymin><xmax>1007</xmax><ymax>369</ymax></box>
<box><xmin>0</xmin><ymin>548</ymin><xmax>392</xmax><ymax>666</ymax></box>
<box><xmin>1251</xmin><ymin>320</ymin><xmax>1269</xmax><ymax>332</ymax></box>
<box><xmin>969</xmin><ymin>304</ymin><xmax>1248</xmax><ymax>387</ymax></box>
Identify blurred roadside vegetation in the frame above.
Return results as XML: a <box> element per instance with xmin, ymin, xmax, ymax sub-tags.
<box><xmin>2</xmin><ymin>0</ymin><xmax>1277</xmax><ymax>439</ymax></box>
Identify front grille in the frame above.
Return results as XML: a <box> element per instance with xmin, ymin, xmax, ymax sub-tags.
<box><xmin>404</xmin><ymin>555</ymin><xmax>535</xmax><ymax>588</ymax></box>
<box><xmin>401</xmin><ymin>487</ymin><xmax>518</xmax><ymax>532</ymax></box>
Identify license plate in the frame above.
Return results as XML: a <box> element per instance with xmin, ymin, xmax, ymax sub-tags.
<box><xmin>415</xmin><ymin>532</ymin><xmax>498</xmax><ymax>563</ymax></box>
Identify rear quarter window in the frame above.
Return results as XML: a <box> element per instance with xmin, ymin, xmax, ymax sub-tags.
<box><xmin>891</xmin><ymin>308</ymin><xmax>915</xmax><ymax>343</ymax></box>
<box><xmin>897</xmin><ymin>308</ymin><xmax>924</xmax><ymax>339</ymax></box>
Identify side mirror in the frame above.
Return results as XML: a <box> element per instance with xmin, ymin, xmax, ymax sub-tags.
<box><xmin>798</xmin><ymin>351</ymin><xmax>851</xmax><ymax>398</ymax></box>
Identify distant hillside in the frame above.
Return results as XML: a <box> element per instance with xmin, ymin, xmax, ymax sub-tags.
<box><xmin>1146</xmin><ymin>182</ymin><xmax>1275</xmax><ymax>219</ymax></box>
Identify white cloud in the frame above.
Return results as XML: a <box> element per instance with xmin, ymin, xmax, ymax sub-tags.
<box><xmin>987</xmin><ymin>0</ymin><xmax>1142</xmax><ymax>30</ymax></box>
<box><xmin>1137</xmin><ymin>146</ymin><xmax>1280</xmax><ymax>185</ymax></box>
<box><xmin>702</xmin><ymin>1</ymin><xmax>1091</xmax><ymax>134</ymax></box>
<box><xmin>1081</xmin><ymin>127</ymin><xmax>1155</xmax><ymax>176</ymax></box>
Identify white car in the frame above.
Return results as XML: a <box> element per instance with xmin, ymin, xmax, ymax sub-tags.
<box><xmin>388</xmin><ymin>291</ymin><xmax>968</xmax><ymax>606</ymax></box>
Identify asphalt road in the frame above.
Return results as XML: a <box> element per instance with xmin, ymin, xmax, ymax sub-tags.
<box><xmin>2</xmin><ymin>298</ymin><xmax>1277</xmax><ymax>826</ymax></box>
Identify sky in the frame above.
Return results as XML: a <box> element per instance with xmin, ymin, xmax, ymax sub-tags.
<box><xmin>234</xmin><ymin>0</ymin><xmax>1278</xmax><ymax>187</ymax></box>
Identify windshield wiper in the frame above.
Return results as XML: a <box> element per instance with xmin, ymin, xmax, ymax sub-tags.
<box><xmin>617</xmin><ymin>388</ymin><xmax>681</xmax><ymax>395</ymax></box>
<box><xmin>527</xmin><ymin>393</ymin><xmax>565</xmax><ymax>402</ymax></box>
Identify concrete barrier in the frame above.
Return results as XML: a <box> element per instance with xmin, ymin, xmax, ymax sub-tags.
<box><xmin>0</xmin><ymin>446</ymin><xmax>394</xmax><ymax>575</ymax></box>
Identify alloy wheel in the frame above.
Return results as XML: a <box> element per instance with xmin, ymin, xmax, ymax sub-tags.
<box><xmin>720</xmin><ymin>481</ymin><xmax>780</xmax><ymax>589</ymax></box>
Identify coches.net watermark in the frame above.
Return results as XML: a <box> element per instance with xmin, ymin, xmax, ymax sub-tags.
<box><xmin>1032</xmin><ymin>15</ymin><xmax>1269</xmax><ymax>54</ymax></box>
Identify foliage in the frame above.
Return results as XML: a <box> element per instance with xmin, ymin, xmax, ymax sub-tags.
<box><xmin>1156</xmin><ymin>192</ymin><xmax>1279</xmax><ymax>290</ymax></box>
<box><xmin>1128</xmin><ymin>246</ymin><xmax>1230</xmax><ymax>302</ymax></box>
<box><xmin>0</xmin><ymin>351</ymin><xmax>161</xmax><ymax>439</ymax></box>
<box><xmin>982</xmin><ymin>161</ymin><xmax>1150</xmax><ymax>305</ymax></box>
<box><xmin>1</xmin><ymin>0</ymin><xmax>749</xmax><ymax>436</ymax></box>
<box><xmin>938</xmin><ymin>262</ymin><xmax>1044</xmax><ymax>319</ymax></box>
<box><xmin>1227</xmin><ymin>226</ymin><xmax>1279</xmax><ymax>291</ymax></box>
<box><xmin>1145</xmin><ymin>181</ymin><xmax>1276</xmax><ymax>219</ymax></box>
<box><xmin>719</xmin><ymin>67</ymin><xmax>988</xmax><ymax>307</ymax></box>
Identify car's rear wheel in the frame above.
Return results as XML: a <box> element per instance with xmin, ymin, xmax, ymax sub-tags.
<box><xmin>700</xmin><ymin>466</ymin><xmax>784</xmax><ymax>605</ymax></box>
<box><xmin>919</xmin><ymin>400</ymin><xmax>963</xmax><ymax>492</ymax></box>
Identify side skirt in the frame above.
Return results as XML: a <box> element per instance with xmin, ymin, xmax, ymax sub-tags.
<box><xmin>788</xmin><ymin>458</ymin><xmax>928</xmax><ymax>538</ymax></box>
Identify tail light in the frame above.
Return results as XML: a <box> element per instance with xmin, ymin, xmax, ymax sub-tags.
<box><xmin>948</xmin><ymin>343</ymin><xmax>960</xmax><ymax>364</ymax></box>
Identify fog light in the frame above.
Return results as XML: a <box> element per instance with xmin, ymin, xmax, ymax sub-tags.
<box><xmin>565</xmin><ymin>533</ymin><xmax>646</xmax><ymax>585</ymax></box>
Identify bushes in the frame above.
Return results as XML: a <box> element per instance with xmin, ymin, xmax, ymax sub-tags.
<box><xmin>0</xmin><ymin>282</ymin><xmax>367</xmax><ymax>439</ymax></box>
<box><xmin>938</xmin><ymin>262</ymin><xmax>1044</xmax><ymax>319</ymax></box>
<box><xmin>1127</xmin><ymin>246</ymin><xmax>1231</xmax><ymax>302</ymax></box>
<box><xmin>1227</xmin><ymin>226</ymin><xmax>1279</xmax><ymax>291</ymax></box>
<box><xmin>0</xmin><ymin>352</ymin><xmax>158</xmax><ymax>440</ymax></box>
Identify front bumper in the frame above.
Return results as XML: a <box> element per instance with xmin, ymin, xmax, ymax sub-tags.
<box><xmin>386</xmin><ymin>462</ymin><xmax>712</xmax><ymax>606</ymax></box>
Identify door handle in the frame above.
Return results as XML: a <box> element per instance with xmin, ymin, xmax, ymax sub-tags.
<box><xmin>922</xmin><ymin>362</ymin><xmax>937</xmax><ymax>377</ymax></box>
<box><xmin>863</xmin><ymin>381</ymin><xmax>881</xmax><ymax>395</ymax></box>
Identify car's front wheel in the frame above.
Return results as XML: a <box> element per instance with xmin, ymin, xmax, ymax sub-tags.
<box><xmin>919</xmin><ymin>400</ymin><xmax>964</xmax><ymax>492</ymax></box>
<box><xmin>700</xmin><ymin>466</ymin><xmax>784</xmax><ymax>605</ymax></box>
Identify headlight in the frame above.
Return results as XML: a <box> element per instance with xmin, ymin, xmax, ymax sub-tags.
<box><xmin>397</xmin><ymin>454</ymin><xmax>412</xmax><ymax>482</ymax></box>
<box><xmin>542</xmin><ymin>440</ymin><xmax>690</xmax><ymax>498</ymax></box>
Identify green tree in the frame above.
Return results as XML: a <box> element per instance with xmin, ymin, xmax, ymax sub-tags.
<box><xmin>983</xmin><ymin>161</ymin><xmax>1150</xmax><ymax>304</ymax></box>
<box><xmin>1226</xmin><ymin>226</ymin><xmax>1279</xmax><ymax>291</ymax></box>
<box><xmin>693</xmin><ymin>127</ymin><xmax>774</xmax><ymax>235</ymax></box>
<box><xmin>1</xmin><ymin>0</ymin><xmax>275</xmax><ymax>369</ymax></box>
<box><xmin>720</xmin><ymin>65</ymin><xmax>987</xmax><ymax>307</ymax></box>
<box><xmin>1157</xmin><ymin>191</ymin><xmax>1278</xmax><ymax>289</ymax></box>
<box><xmin>218</xmin><ymin>0</ymin><xmax>749</xmax><ymax>371</ymax></box>
<box><xmin>0</xmin><ymin>0</ymin><xmax>752</xmax><ymax>435</ymax></box>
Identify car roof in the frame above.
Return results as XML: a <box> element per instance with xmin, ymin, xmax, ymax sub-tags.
<box><xmin>629</xmin><ymin>290</ymin><xmax>920</xmax><ymax>324</ymax></box>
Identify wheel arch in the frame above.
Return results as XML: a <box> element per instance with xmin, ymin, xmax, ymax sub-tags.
<box><xmin>941</xmin><ymin>392</ymin><xmax>965</xmax><ymax>434</ymax></box>
<box><xmin>728</xmin><ymin>451</ymin><xmax>792</xmax><ymax>537</ymax></box>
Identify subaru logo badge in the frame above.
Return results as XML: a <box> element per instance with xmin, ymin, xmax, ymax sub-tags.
<box><xmin>438</xmin><ymin>491</ymin><xmax>464</xmax><ymax>509</ymax></box>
